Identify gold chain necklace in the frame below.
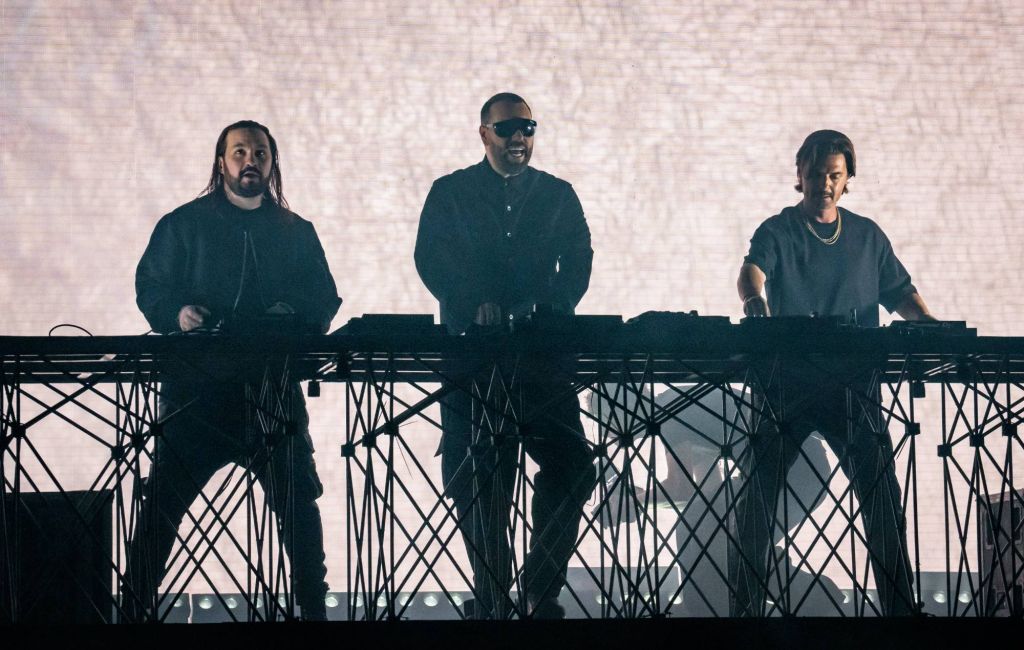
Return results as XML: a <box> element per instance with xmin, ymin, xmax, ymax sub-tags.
<box><xmin>804</xmin><ymin>210</ymin><xmax>842</xmax><ymax>245</ymax></box>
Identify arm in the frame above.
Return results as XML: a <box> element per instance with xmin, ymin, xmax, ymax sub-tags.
<box><xmin>548</xmin><ymin>189</ymin><xmax>593</xmax><ymax>313</ymax></box>
<box><xmin>414</xmin><ymin>180</ymin><xmax>495</xmax><ymax>328</ymax></box>
<box><xmin>893</xmin><ymin>292</ymin><xmax>936</xmax><ymax>321</ymax></box>
<box><xmin>737</xmin><ymin>262</ymin><xmax>769</xmax><ymax>317</ymax></box>
<box><xmin>282</xmin><ymin>222</ymin><xmax>342</xmax><ymax>333</ymax></box>
<box><xmin>136</xmin><ymin>216</ymin><xmax>196</xmax><ymax>333</ymax></box>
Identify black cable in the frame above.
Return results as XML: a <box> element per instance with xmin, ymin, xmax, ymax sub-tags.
<box><xmin>48</xmin><ymin>323</ymin><xmax>93</xmax><ymax>336</ymax></box>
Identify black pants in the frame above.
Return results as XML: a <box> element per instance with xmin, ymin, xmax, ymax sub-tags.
<box><xmin>441</xmin><ymin>382</ymin><xmax>595</xmax><ymax>618</ymax></box>
<box><xmin>731</xmin><ymin>360</ymin><xmax>915</xmax><ymax>617</ymax></box>
<box><xmin>124</xmin><ymin>382</ymin><xmax>327</xmax><ymax>621</ymax></box>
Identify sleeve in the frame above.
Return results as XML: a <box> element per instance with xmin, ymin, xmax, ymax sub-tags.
<box><xmin>742</xmin><ymin>219</ymin><xmax>779</xmax><ymax>278</ymax></box>
<box><xmin>285</xmin><ymin>221</ymin><xmax>342</xmax><ymax>334</ymax></box>
<box><xmin>135</xmin><ymin>215</ymin><xmax>188</xmax><ymax>334</ymax></box>
<box><xmin>549</xmin><ymin>186</ymin><xmax>593</xmax><ymax>312</ymax></box>
<box><xmin>413</xmin><ymin>179</ymin><xmax>492</xmax><ymax>322</ymax></box>
<box><xmin>876</xmin><ymin>229</ymin><xmax>917</xmax><ymax>313</ymax></box>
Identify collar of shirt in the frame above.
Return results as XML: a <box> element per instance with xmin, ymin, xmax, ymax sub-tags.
<box><xmin>474</xmin><ymin>157</ymin><xmax>535</xmax><ymax>191</ymax></box>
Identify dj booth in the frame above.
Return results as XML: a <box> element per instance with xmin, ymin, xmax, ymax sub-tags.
<box><xmin>2</xmin><ymin>313</ymin><xmax>1023</xmax><ymax>623</ymax></box>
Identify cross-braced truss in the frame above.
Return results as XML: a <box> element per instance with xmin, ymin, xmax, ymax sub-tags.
<box><xmin>2</xmin><ymin>329</ymin><xmax>1023</xmax><ymax>622</ymax></box>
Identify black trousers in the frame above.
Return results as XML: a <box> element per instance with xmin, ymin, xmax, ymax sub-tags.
<box><xmin>124</xmin><ymin>382</ymin><xmax>327</xmax><ymax>621</ymax></box>
<box><xmin>731</xmin><ymin>360</ymin><xmax>915</xmax><ymax>617</ymax></box>
<box><xmin>440</xmin><ymin>381</ymin><xmax>595</xmax><ymax>618</ymax></box>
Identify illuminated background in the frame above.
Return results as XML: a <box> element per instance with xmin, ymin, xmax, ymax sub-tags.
<box><xmin>2</xmin><ymin>0</ymin><xmax>1023</xmax><ymax>606</ymax></box>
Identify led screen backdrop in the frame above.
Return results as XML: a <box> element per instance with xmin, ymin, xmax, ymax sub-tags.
<box><xmin>2</xmin><ymin>0</ymin><xmax>1023</xmax><ymax>599</ymax></box>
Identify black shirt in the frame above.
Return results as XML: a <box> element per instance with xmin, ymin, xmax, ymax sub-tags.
<box><xmin>743</xmin><ymin>205</ymin><xmax>916</xmax><ymax>327</ymax></box>
<box><xmin>414</xmin><ymin>158</ymin><xmax>593</xmax><ymax>334</ymax></box>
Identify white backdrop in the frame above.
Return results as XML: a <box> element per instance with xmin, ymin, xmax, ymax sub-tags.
<box><xmin>2</xmin><ymin>0</ymin><xmax>1023</xmax><ymax>603</ymax></box>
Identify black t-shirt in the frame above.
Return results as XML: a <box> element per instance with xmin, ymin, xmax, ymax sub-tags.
<box><xmin>743</xmin><ymin>206</ymin><xmax>916</xmax><ymax>327</ymax></box>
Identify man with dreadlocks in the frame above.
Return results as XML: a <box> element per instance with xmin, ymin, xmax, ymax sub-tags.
<box><xmin>127</xmin><ymin>121</ymin><xmax>340</xmax><ymax>621</ymax></box>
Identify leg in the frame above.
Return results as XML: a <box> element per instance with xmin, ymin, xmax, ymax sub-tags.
<box><xmin>520</xmin><ymin>383</ymin><xmax>596</xmax><ymax>613</ymax></box>
<box><xmin>730</xmin><ymin>411</ymin><xmax>807</xmax><ymax>617</ymax></box>
<box><xmin>821</xmin><ymin>414</ymin><xmax>915</xmax><ymax>616</ymax></box>
<box><xmin>124</xmin><ymin>395</ymin><xmax>227</xmax><ymax>622</ymax></box>
<box><xmin>441</xmin><ymin>388</ymin><xmax>517</xmax><ymax>619</ymax></box>
<box><xmin>256</xmin><ymin>390</ymin><xmax>328</xmax><ymax>621</ymax></box>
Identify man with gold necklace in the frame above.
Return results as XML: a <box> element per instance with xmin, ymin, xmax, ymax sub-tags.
<box><xmin>731</xmin><ymin>130</ymin><xmax>935</xmax><ymax>617</ymax></box>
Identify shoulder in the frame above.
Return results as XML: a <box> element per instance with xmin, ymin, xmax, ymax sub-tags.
<box><xmin>152</xmin><ymin>194</ymin><xmax>217</xmax><ymax>232</ymax></box>
<box><xmin>430</xmin><ymin>162</ymin><xmax>483</xmax><ymax>190</ymax></box>
<box><xmin>268</xmin><ymin>202</ymin><xmax>309</xmax><ymax>228</ymax></box>
<box><xmin>840</xmin><ymin>207</ymin><xmax>891</xmax><ymax>241</ymax></box>
<box><xmin>526</xmin><ymin>166</ymin><xmax>576</xmax><ymax>197</ymax></box>
<box><xmin>752</xmin><ymin>206</ymin><xmax>800</xmax><ymax>236</ymax></box>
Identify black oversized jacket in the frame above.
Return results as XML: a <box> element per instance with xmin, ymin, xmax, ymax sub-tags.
<box><xmin>414</xmin><ymin>159</ymin><xmax>593</xmax><ymax>334</ymax></box>
<box><xmin>136</xmin><ymin>191</ymin><xmax>341</xmax><ymax>334</ymax></box>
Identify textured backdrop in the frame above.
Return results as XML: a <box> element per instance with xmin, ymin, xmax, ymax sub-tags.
<box><xmin>2</xmin><ymin>0</ymin><xmax>1022</xmax><ymax>601</ymax></box>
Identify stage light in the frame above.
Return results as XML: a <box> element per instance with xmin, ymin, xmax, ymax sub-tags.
<box><xmin>225</xmin><ymin>596</ymin><xmax>239</xmax><ymax>609</ymax></box>
<box><xmin>423</xmin><ymin>594</ymin><xmax>439</xmax><ymax>607</ymax></box>
<box><xmin>197</xmin><ymin>596</ymin><xmax>213</xmax><ymax>610</ymax></box>
<box><xmin>446</xmin><ymin>593</ymin><xmax>460</xmax><ymax>606</ymax></box>
<box><xmin>325</xmin><ymin>594</ymin><xmax>340</xmax><ymax>608</ymax></box>
<box><xmin>933</xmin><ymin>591</ymin><xmax>947</xmax><ymax>604</ymax></box>
<box><xmin>376</xmin><ymin>595</ymin><xmax>387</xmax><ymax>608</ymax></box>
<box><xmin>958</xmin><ymin>592</ymin><xmax>971</xmax><ymax>604</ymax></box>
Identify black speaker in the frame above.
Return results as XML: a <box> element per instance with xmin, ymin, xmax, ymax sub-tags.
<box><xmin>1</xmin><ymin>489</ymin><xmax>113</xmax><ymax>623</ymax></box>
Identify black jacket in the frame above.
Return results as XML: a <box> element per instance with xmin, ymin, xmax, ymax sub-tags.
<box><xmin>414</xmin><ymin>159</ymin><xmax>593</xmax><ymax>334</ymax></box>
<box><xmin>136</xmin><ymin>191</ymin><xmax>341</xmax><ymax>334</ymax></box>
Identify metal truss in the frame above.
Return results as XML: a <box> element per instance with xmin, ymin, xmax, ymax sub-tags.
<box><xmin>337</xmin><ymin>330</ymin><xmax>1024</xmax><ymax>619</ymax></box>
<box><xmin>1</xmin><ymin>337</ymin><xmax>318</xmax><ymax>623</ymax></box>
<box><xmin>3</xmin><ymin>329</ymin><xmax>1024</xmax><ymax>622</ymax></box>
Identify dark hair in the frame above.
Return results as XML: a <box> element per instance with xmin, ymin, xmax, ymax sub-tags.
<box><xmin>480</xmin><ymin>92</ymin><xmax>531</xmax><ymax>124</ymax></box>
<box><xmin>794</xmin><ymin>129</ymin><xmax>856</xmax><ymax>193</ymax></box>
<box><xmin>202</xmin><ymin>120</ymin><xmax>288</xmax><ymax>209</ymax></box>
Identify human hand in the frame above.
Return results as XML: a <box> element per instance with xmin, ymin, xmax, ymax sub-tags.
<box><xmin>178</xmin><ymin>305</ymin><xmax>211</xmax><ymax>332</ymax></box>
<box><xmin>742</xmin><ymin>296</ymin><xmax>770</xmax><ymax>318</ymax></box>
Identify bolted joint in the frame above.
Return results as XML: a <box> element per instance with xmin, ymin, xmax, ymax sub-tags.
<box><xmin>385</xmin><ymin>421</ymin><xmax>399</xmax><ymax>437</ymax></box>
<box><xmin>905</xmin><ymin>422</ymin><xmax>921</xmax><ymax>436</ymax></box>
<box><xmin>149</xmin><ymin>422</ymin><xmax>164</xmax><ymax>438</ymax></box>
<box><xmin>937</xmin><ymin>443</ymin><xmax>953</xmax><ymax>458</ymax></box>
<box><xmin>720</xmin><ymin>443</ymin><xmax>733</xmax><ymax>459</ymax></box>
<box><xmin>1003</xmin><ymin>422</ymin><xmax>1018</xmax><ymax>438</ymax></box>
<box><xmin>340</xmin><ymin>442</ymin><xmax>356</xmax><ymax>458</ymax></box>
<box><xmin>646</xmin><ymin>421</ymin><xmax>661</xmax><ymax>437</ymax></box>
<box><xmin>970</xmin><ymin>432</ymin><xmax>986</xmax><ymax>448</ymax></box>
<box><xmin>307</xmin><ymin>380</ymin><xmax>321</xmax><ymax>398</ymax></box>
<box><xmin>911</xmin><ymin>382</ymin><xmax>926</xmax><ymax>398</ymax></box>
<box><xmin>593</xmin><ymin>443</ymin><xmax>609</xmax><ymax>459</ymax></box>
<box><xmin>110</xmin><ymin>444</ymin><xmax>127</xmax><ymax>461</ymax></box>
<box><xmin>361</xmin><ymin>431</ymin><xmax>377</xmax><ymax>448</ymax></box>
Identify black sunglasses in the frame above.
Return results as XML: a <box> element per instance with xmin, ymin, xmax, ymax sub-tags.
<box><xmin>483</xmin><ymin>118</ymin><xmax>537</xmax><ymax>138</ymax></box>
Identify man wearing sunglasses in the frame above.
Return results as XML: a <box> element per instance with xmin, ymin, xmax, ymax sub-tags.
<box><xmin>415</xmin><ymin>93</ymin><xmax>595</xmax><ymax>619</ymax></box>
